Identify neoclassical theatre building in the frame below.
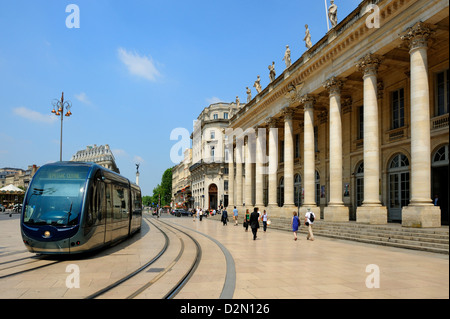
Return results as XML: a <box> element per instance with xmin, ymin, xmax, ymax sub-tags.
<box><xmin>226</xmin><ymin>0</ymin><xmax>449</xmax><ymax>227</ymax></box>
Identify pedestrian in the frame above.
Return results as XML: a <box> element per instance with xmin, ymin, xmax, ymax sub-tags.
<box><xmin>222</xmin><ymin>207</ymin><xmax>228</xmax><ymax>226</ymax></box>
<box><xmin>199</xmin><ymin>208</ymin><xmax>203</xmax><ymax>221</ymax></box>
<box><xmin>291</xmin><ymin>211</ymin><xmax>300</xmax><ymax>241</ymax></box>
<box><xmin>233</xmin><ymin>206</ymin><xmax>238</xmax><ymax>226</ymax></box>
<box><xmin>244</xmin><ymin>209</ymin><xmax>250</xmax><ymax>232</ymax></box>
<box><xmin>262</xmin><ymin>210</ymin><xmax>268</xmax><ymax>232</ymax></box>
<box><xmin>305</xmin><ymin>208</ymin><xmax>315</xmax><ymax>241</ymax></box>
<box><xmin>249</xmin><ymin>207</ymin><xmax>260</xmax><ymax>240</ymax></box>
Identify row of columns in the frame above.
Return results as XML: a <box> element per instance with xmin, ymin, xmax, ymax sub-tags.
<box><xmin>226</xmin><ymin>22</ymin><xmax>440</xmax><ymax>227</ymax></box>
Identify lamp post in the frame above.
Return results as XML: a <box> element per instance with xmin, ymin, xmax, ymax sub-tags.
<box><xmin>51</xmin><ymin>92</ymin><xmax>72</xmax><ymax>161</ymax></box>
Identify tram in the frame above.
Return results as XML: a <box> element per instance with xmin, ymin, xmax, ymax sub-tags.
<box><xmin>21</xmin><ymin>162</ymin><xmax>142</xmax><ymax>254</ymax></box>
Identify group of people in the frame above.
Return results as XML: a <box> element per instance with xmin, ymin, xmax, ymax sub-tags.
<box><xmin>220</xmin><ymin>206</ymin><xmax>315</xmax><ymax>241</ymax></box>
<box><xmin>291</xmin><ymin>209</ymin><xmax>315</xmax><ymax>241</ymax></box>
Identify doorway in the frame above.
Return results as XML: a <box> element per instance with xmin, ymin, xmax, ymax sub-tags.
<box><xmin>432</xmin><ymin>145</ymin><xmax>449</xmax><ymax>225</ymax></box>
<box><xmin>208</xmin><ymin>184</ymin><xmax>218</xmax><ymax>211</ymax></box>
<box><xmin>388</xmin><ymin>154</ymin><xmax>410</xmax><ymax>222</ymax></box>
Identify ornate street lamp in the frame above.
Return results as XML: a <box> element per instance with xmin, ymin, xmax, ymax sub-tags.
<box><xmin>51</xmin><ymin>92</ymin><xmax>72</xmax><ymax>161</ymax></box>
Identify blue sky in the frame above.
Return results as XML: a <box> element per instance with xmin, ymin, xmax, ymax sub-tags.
<box><xmin>0</xmin><ymin>0</ymin><xmax>361</xmax><ymax>196</ymax></box>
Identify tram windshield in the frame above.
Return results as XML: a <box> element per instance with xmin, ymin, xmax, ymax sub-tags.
<box><xmin>23</xmin><ymin>165</ymin><xmax>90</xmax><ymax>227</ymax></box>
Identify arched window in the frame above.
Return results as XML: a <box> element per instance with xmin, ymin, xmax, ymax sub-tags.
<box><xmin>433</xmin><ymin>145</ymin><xmax>449</xmax><ymax>167</ymax></box>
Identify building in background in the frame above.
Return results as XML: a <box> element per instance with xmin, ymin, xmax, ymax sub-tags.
<box><xmin>172</xmin><ymin>148</ymin><xmax>193</xmax><ymax>210</ymax></box>
<box><xmin>0</xmin><ymin>165</ymin><xmax>39</xmax><ymax>190</ymax></box>
<box><xmin>190</xmin><ymin>102</ymin><xmax>242</xmax><ymax>211</ymax></box>
<box><xmin>70</xmin><ymin>144</ymin><xmax>120</xmax><ymax>173</ymax></box>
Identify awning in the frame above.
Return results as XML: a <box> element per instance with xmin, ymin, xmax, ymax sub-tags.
<box><xmin>0</xmin><ymin>184</ymin><xmax>24</xmax><ymax>193</ymax></box>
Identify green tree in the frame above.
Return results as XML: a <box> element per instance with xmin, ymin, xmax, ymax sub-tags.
<box><xmin>149</xmin><ymin>167</ymin><xmax>173</xmax><ymax>207</ymax></box>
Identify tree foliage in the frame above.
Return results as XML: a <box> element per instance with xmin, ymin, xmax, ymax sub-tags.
<box><xmin>146</xmin><ymin>167</ymin><xmax>172</xmax><ymax>207</ymax></box>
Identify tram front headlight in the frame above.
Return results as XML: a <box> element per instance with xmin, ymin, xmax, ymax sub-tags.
<box><xmin>44</xmin><ymin>231</ymin><xmax>51</xmax><ymax>238</ymax></box>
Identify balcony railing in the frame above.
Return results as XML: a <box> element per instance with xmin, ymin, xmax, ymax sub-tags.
<box><xmin>431</xmin><ymin>113</ymin><xmax>449</xmax><ymax>130</ymax></box>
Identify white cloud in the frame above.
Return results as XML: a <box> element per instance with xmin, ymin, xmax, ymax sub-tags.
<box><xmin>74</xmin><ymin>92</ymin><xmax>92</xmax><ymax>105</ymax></box>
<box><xmin>134</xmin><ymin>155</ymin><xmax>145</xmax><ymax>164</ymax></box>
<box><xmin>206</xmin><ymin>97</ymin><xmax>223</xmax><ymax>105</ymax></box>
<box><xmin>12</xmin><ymin>107</ymin><xmax>57</xmax><ymax>124</ymax></box>
<box><xmin>112</xmin><ymin>149</ymin><xmax>128</xmax><ymax>157</ymax></box>
<box><xmin>118</xmin><ymin>47</ymin><xmax>161</xmax><ymax>82</ymax></box>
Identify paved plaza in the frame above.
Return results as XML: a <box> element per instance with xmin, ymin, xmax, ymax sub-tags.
<box><xmin>1</xmin><ymin>212</ymin><xmax>447</xmax><ymax>299</ymax></box>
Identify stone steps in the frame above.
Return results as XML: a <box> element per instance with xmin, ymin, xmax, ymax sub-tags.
<box><xmin>209</xmin><ymin>214</ymin><xmax>449</xmax><ymax>254</ymax></box>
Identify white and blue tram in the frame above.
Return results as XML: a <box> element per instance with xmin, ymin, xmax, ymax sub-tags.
<box><xmin>21</xmin><ymin>162</ymin><xmax>142</xmax><ymax>254</ymax></box>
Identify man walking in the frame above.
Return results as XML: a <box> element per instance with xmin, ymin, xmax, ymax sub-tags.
<box><xmin>249</xmin><ymin>207</ymin><xmax>260</xmax><ymax>240</ymax></box>
<box><xmin>305</xmin><ymin>208</ymin><xmax>315</xmax><ymax>241</ymax></box>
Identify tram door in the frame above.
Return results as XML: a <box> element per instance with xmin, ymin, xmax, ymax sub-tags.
<box><xmin>388</xmin><ymin>154</ymin><xmax>410</xmax><ymax>222</ymax></box>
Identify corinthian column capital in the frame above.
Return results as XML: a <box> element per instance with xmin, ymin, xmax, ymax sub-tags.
<box><xmin>400</xmin><ymin>21</ymin><xmax>435</xmax><ymax>52</ymax></box>
<box><xmin>300</xmin><ymin>94</ymin><xmax>316</xmax><ymax>109</ymax></box>
<box><xmin>323</xmin><ymin>77</ymin><xmax>344</xmax><ymax>96</ymax></box>
<box><xmin>356</xmin><ymin>53</ymin><xmax>382</xmax><ymax>77</ymax></box>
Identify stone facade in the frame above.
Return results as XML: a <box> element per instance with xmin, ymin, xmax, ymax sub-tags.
<box><xmin>190</xmin><ymin>102</ymin><xmax>242</xmax><ymax>211</ymax></box>
<box><xmin>172</xmin><ymin>148</ymin><xmax>193</xmax><ymax>209</ymax></box>
<box><xmin>70</xmin><ymin>144</ymin><xmax>120</xmax><ymax>173</ymax></box>
<box><xmin>225</xmin><ymin>0</ymin><xmax>449</xmax><ymax>227</ymax></box>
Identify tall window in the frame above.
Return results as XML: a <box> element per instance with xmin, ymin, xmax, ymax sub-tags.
<box><xmin>315</xmin><ymin>171</ymin><xmax>320</xmax><ymax>206</ymax></box>
<box><xmin>355</xmin><ymin>162</ymin><xmax>364</xmax><ymax>207</ymax></box>
<box><xmin>279</xmin><ymin>140</ymin><xmax>284</xmax><ymax>163</ymax></box>
<box><xmin>224</xmin><ymin>112</ymin><xmax>229</xmax><ymax>119</ymax></box>
<box><xmin>436</xmin><ymin>69</ymin><xmax>449</xmax><ymax>116</ymax></box>
<box><xmin>278</xmin><ymin>177</ymin><xmax>284</xmax><ymax>207</ymax></box>
<box><xmin>294</xmin><ymin>174</ymin><xmax>302</xmax><ymax>207</ymax></box>
<box><xmin>358</xmin><ymin>105</ymin><xmax>364</xmax><ymax>139</ymax></box>
<box><xmin>314</xmin><ymin>126</ymin><xmax>318</xmax><ymax>153</ymax></box>
<box><xmin>213</xmin><ymin>113</ymin><xmax>218</xmax><ymax>120</ymax></box>
<box><xmin>392</xmin><ymin>88</ymin><xmax>405</xmax><ymax>129</ymax></box>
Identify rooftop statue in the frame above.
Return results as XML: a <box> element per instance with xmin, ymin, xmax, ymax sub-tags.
<box><xmin>328</xmin><ymin>0</ymin><xmax>338</xmax><ymax>28</ymax></box>
<box><xmin>254</xmin><ymin>75</ymin><xmax>262</xmax><ymax>94</ymax></box>
<box><xmin>246</xmin><ymin>87</ymin><xmax>252</xmax><ymax>102</ymax></box>
<box><xmin>283</xmin><ymin>45</ymin><xmax>291</xmax><ymax>68</ymax></box>
<box><xmin>304</xmin><ymin>24</ymin><xmax>312</xmax><ymax>49</ymax></box>
<box><xmin>268</xmin><ymin>61</ymin><xmax>276</xmax><ymax>82</ymax></box>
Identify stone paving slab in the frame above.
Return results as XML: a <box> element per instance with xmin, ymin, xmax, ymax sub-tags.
<box><xmin>166</xmin><ymin>215</ymin><xmax>449</xmax><ymax>299</ymax></box>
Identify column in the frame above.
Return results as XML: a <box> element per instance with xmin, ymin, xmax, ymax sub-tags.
<box><xmin>401</xmin><ymin>22</ymin><xmax>440</xmax><ymax>227</ymax></box>
<box><xmin>227</xmin><ymin>143</ymin><xmax>234</xmax><ymax>209</ymax></box>
<box><xmin>323</xmin><ymin>77</ymin><xmax>349</xmax><ymax>221</ymax></box>
<box><xmin>244</xmin><ymin>138</ymin><xmax>253</xmax><ymax>208</ymax></box>
<box><xmin>235</xmin><ymin>139</ymin><xmax>243</xmax><ymax>209</ymax></box>
<box><xmin>356</xmin><ymin>54</ymin><xmax>387</xmax><ymax>224</ymax></box>
<box><xmin>283</xmin><ymin>108</ymin><xmax>295</xmax><ymax>209</ymax></box>
<box><xmin>300</xmin><ymin>95</ymin><xmax>320</xmax><ymax>216</ymax></box>
<box><xmin>254</xmin><ymin>126</ymin><xmax>265</xmax><ymax>208</ymax></box>
<box><xmin>267</xmin><ymin>118</ymin><xmax>278</xmax><ymax>210</ymax></box>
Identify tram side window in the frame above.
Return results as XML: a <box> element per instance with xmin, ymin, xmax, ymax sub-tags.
<box><xmin>113</xmin><ymin>185</ymin><xmax>124</xmax><ymax>221</ymax></box>
<box><xmin>131</xmin><ymin>189</ymin><xmax>142</xmax><ymax>216</ymax></box>
<box><xmin>122</xmin><ymin>188</ymin><xmax>129</xmax><ymax>219</ymax></box>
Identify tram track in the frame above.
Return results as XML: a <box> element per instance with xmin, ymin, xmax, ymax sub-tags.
<box><xmin>0</xmin><ymin>256</ymin><xmax>62</xmax><ymax>280</ymax></box>
<box><xmin>87</xmin><ymin>216</ymin><xmax>202</xmax><ymax>299</ymax></box>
